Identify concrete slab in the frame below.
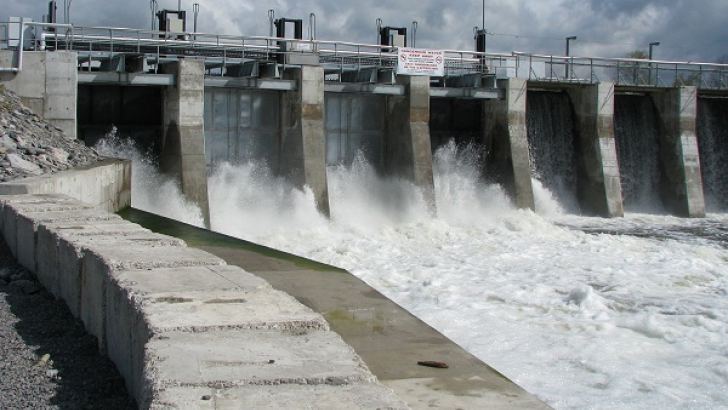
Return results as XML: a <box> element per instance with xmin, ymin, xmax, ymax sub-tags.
<box><xmin>383</xmin><ymin>378</ymin><xmax>550</xmax><ymax>410</ymax></box>
<box><xmin>15</xmin><ymin>209</ymin><xmax>121</xmax><ymax>272</ymax></box>
<box><xmin>151</xmin><ymin>383</ymin><xmax>408</xmax><ymax>410</ymax></box>
<box><xmin>106</xmin><ymin>265</ymin><xmax>270</xmax><ymax>398</ymax></box>
<box><xmin>114</xmin><ymin>265</ymin><xmax>270</xmax><ymax>295</ymax></box>
<box><xmin>38</xmin><ymin>228</ymin><xmax>185</xmax><ymax>310</ymax></box>
<box><xmin>144</xmin><ymin>330</ymin><xmax>375</xmax><ymax>397</ymax></box>
<box><xmin>106</xmin><ymin>265</ymin><xmax>329</xmax><ymax>401</ymax></box>
<box><xmin>141</xmin><ymin>289</ymin><xmax>328</xmax><ymax>333</ymax></box>
<box><xmin>0</xmin><ymin>194</ymin><xmax>93</xmax><ymax>258</ymax></box>
<box><xmin>81</xmin><ymin>244</ymin><xmax>225</xmax><ymax>352</ymax></box>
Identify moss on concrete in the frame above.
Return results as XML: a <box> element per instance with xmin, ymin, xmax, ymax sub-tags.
<box><xmin>118</xmin><ymin>208</ymin><xmax>344</xmax><ymax>272</ymax></box>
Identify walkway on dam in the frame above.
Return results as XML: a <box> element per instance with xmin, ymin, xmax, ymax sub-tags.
<box><xmin>120</xmin><ymin>207</ymin><xmax>551</xmax><ymax>409</ymax></box>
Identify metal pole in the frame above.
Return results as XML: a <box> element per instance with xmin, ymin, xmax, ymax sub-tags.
<box><xmin>268</xmin><ymin>10</ymin><xmax>275</xmax><ymax>37</ymax></box>
<box><xmin>482</xmin><ymin>0</ymin><xmax>485</xmax><ymax>31</ymax></box>
<box><xmin>376</xmin><ymin>18</ymin><xmax>382</xmax><ymax>44</ymax></box>
<box><xmin>178</xmin><ymin>0</ymin><xmax>182</xmax><ymax>12</ymax></box>
<box><xmin>63</xmin><ymin>0</ymin><xmax>73</xmax><ymax>24</ymax></box>
<box><xmin>150</xmin><ymin>0</ymin><xmax>158</xmax><ymax>31</ymax></box>
<box><xmin>309</xmin><ymin>13</ymin><xmax>317</xmax><ymax>41</ymax></box>
<box><xmin>411</xmin><ymin>21</ymin><xmax>418</xmax><ymax>48</ymax></box>
<box><xmin>565</xmin><ymin>36</ymin><xmax>576</xmax><ymax>79</ymax></box>
<box><xmin>193</xmin><ymin>3</ymin><xmax>199</xmax><ymax>34</ymax></box>
<box><xmin>649</xmin><ymin>42</ymin><xmax>660</xmax><ymax>85</ymax></box>
<box><xmin>649</xmin><ymin>41</ymin><xmax>660</xmax><ymax>60</ymax></box>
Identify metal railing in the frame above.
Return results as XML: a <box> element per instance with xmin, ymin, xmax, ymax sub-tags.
<box><xmin>511</xmin><ymin>52</ymin><xmax>728</xmax><ymax>90</ymax></box>
<box><xmin>2</xmin><ymin>22</ymin><xmax>727</xmax><ymax>90</ymax></box>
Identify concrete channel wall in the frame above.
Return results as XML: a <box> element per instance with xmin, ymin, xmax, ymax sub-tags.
<box><xmin>0</xmin><ymin>159</ymin><xmax>131</xmax><ymax>212</ymax></box>
<box><xmin>0</xmin><ymin>195</ymin><xmax>406</xmax><ymax>408</ymax></box>
<box><xmin>0</xmin><ymin>51</ymin><xmax>78</xmax><ymax>139</ymax></box>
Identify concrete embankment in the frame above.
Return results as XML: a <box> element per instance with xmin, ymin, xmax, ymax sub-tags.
<box><xmin>0</xmin><ymin>192</ymin><xmax>407</xmax><ymax>409</ymax></box>
<box><xmin>123</xmin><ymin>208</ymin><xmax>552</xmax><ymax>410</ymax></box>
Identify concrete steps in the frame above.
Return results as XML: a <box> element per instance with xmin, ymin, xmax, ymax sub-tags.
<box><xmin>0</xmin><ymin>193</ymin><xmax>407</xmax><ymax>409</ymax></box>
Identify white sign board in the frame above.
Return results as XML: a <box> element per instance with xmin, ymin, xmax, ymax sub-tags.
<box><xmin>396</xmin><ymin>48</ymin><xmax>445</xmax><ymax>77</ymax></box>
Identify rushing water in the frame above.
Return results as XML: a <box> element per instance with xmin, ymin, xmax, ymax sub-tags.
<box><xmin>526</xmin><ymin>91</ymin><xmax>580</xmax><ymax>213</ymax></box>
<box><xmin>697</xmin><ymin>98</ymin><xmax>728</xmax><ymax>212</ymax></box>
<box><xmin>97</xmin><ymin>136</ymin><xmax>728</xmax><ymax>410</ymax></box>
<box><xmin>614</xmin><ymin>95</ymin><xmax>665</xmax><ymax>213</ymax></box>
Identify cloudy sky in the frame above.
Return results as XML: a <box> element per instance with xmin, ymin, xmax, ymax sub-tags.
<box><xmin>3</xmin><ymin>0</ymin><xmax>727</xmax><ymax>62</ymax></box>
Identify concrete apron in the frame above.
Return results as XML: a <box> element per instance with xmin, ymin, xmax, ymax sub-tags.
<box><xmin>121</xmin><ymin>208</ymin><xmax>551</xmax><ymax>410</ymax></box>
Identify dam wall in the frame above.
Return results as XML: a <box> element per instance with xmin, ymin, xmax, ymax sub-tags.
<box><xmin>2</xmin><ymin>49</ymin><xmax>726</xmax><ymax>216</ymax></box>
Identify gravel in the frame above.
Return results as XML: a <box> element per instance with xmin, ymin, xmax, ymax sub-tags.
<box><xmin>0</xmin><ymin>239</ymin><xmax>134</xmax><ymax>409</ymax></box>
<box><xmin>0</xmin><ymin>85</ymin><xmax>101</xmax><ymax>182</ymax></box>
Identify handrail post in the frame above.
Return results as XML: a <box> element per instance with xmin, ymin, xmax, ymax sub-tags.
<box><xmin>616</xmin><ymin>60</ymin><xmax>620</xmax><ymax>85</ymax></box>
<box><xmin>698</xmin><ymin>65</ymin><xmax>703</xmax><ymax>88</ymax></box>
<box><xmin>549</xmin><ymin>55</ymin><xmax>553</xmax><ymax>80</ymax></box>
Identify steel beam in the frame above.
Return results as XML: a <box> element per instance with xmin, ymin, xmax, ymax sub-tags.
<box><xmin>77</xmin><ymin>72</ymin><xmax>175</xmax><ymax>86</ymax></box>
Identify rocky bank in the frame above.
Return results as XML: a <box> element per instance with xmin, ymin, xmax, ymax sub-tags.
<box><xmin>0</xmin><ymin>85</ymin><xmax>100</xmax><ymax>182</ymax></box>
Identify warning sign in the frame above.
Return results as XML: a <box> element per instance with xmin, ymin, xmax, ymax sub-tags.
<box><xmin>396</xmin><ymin>48</ymin><xmax>445</xmax><ymax>77</ymax></box>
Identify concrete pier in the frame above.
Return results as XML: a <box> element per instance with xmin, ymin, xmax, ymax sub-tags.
<box><xmin>280</xmin><ymin>66</ymin><xmax>330</xmax><ymax>216</ymax></box>
<box><xmin>385</xmin><ymin>76</ymin><xmax>436</xmax><ymax>212</ymax></box>
<box><xmin>482</xmin><ymin>78</ymin><xmax>535</xmax><ymax>210</ymax></box>
<box><xmin>159</xmin><ymin>59</ymin><xmax>211</xmax><ymax>227</ymax></box>
<box><xmin>567</xmin><ymin>82</ymin><xmax>624</xmax><ymax>217</ymax></box>
<box><xmin>0</xmin><ymin>51</ymin><xmax>77</xmax><ymax>138</ymax></box>
<box><xmin>651</xmin><ymin>86</ymin><xmax>706</xmax><ymax>217</ymax></box>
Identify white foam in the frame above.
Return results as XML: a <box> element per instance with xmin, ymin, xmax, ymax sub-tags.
<box><xmin>94</xmin><ymin>131</ymin><xmax>204</xmax><ymax>227</ymax></box>
<box><xmin>108</xmin><ymin>136</ymin><xmax>728</xmax><ymax>409</ymax></box>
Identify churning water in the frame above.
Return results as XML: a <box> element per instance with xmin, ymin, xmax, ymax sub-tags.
<box><xmin>97</xmin><ymin>136</ymin><xmax>728</xmax><ymax>410</ymax></box>
<box><xmin>526</xmin><ymin>91</ymin><xmax>580</xmax><ymax>213</ymax></box>
<box><xmin>614</xmin><ymin>95</ymin><xmax>665</xmax><ymax>213</ymax></box>
<box><xmin>697</xmin><ymin>98</ymin><xmax>728</xmax><ymax>212</ymax></box>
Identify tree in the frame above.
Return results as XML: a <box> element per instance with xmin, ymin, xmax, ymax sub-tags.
<box><xmin>626</xmin><ymin>50</ymin><xmax>648</xmax><ymax>59</ymax></box>
<box><xmin>617</xmin><ymin>50</ymin><xmax>650</xmax><ymax>86</ymax></box>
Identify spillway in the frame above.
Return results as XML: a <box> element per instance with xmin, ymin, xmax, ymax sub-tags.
<box><xmin>96</xmin><ymin>133</ymin><xmax>728</xmax><ymax>410</ymax></box>
<box><xmin>526</xmin><ymin>91</ymin><xmax>579</xmax><ymax>212</ymax></box>
<box><xmin>614</xmin><ymin>95</ymin><xmax>665</xmax><ymax>213</ymax></box>
<box><xmin>697</xmin><ymin>98</ymin><xmax>728</xmax><ymax>211</ymax></box>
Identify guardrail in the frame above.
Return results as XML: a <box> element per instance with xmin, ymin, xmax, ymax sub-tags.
<box><xmin>2</xmin><ymin>22</ymin><xmax>727</xmax><ymax>90</ymax></box>
<box><xmin>511</xmin><ymin>52</ymin><xmax>728</xmax><ymax>90</ymax></box>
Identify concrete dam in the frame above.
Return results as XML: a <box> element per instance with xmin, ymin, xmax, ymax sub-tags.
<box><xmin>2</xmin><ymin>7</ymin><xmax>728</xmax><ymax>410</ymax></box>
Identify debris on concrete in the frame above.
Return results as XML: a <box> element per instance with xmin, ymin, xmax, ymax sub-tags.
<box><xmin>0</xmin><ymin>88</ymin><xmax>100</xmax><ymax>182</ymax></box>
<box><xmin>417</xmin><ymin>360</ymin><xmax>449</xmax><ymax>369</ymax></box>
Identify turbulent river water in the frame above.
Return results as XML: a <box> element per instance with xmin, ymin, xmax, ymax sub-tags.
<box><xmin>97</xmin><ymin>136</ymin><xmax>728</xmax><ymax>410</ymax></box>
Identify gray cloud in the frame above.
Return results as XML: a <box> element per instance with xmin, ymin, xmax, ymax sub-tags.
<box><xmin>2</xmin><ymin>0</ymin><xmax>726</xmax><ymax>61</ymax></box>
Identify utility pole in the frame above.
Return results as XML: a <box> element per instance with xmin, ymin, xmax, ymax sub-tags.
<box><xmin>565</xmin><ymin>36</ymin><xmax>577</xmax><ymax>79</ymax></box>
